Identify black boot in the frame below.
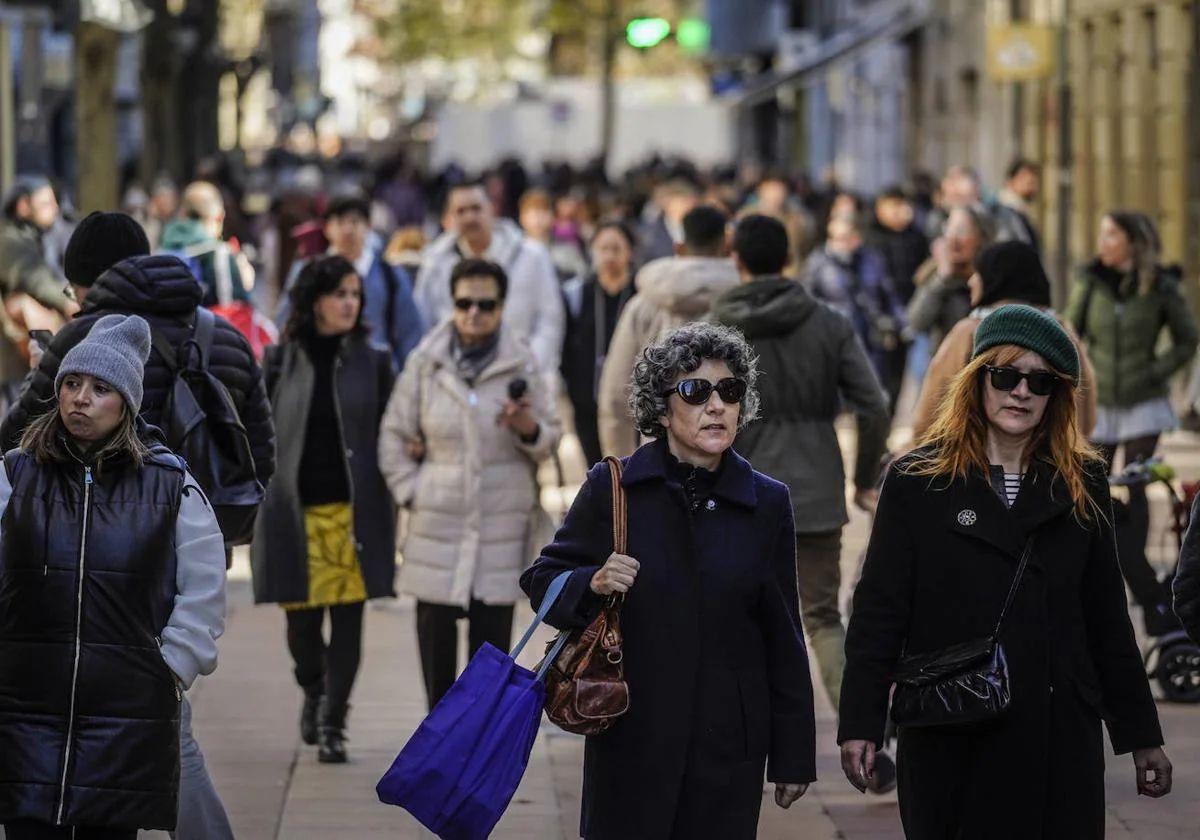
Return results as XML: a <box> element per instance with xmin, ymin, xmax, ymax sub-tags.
<box><xmin>317</xmin><ymin>699</ymin><xmax>349</xmax><ymax>764</ymax></box>
<box><xmin>299</xmin><ymin>684</ymin><xmax>322</xmax><ymax>746</ymax></box>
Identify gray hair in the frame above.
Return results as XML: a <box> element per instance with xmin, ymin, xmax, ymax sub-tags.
<box><xmin>629</xmin><ymin>322</ymin><xmax>760</xmax><ymax>439</ymax></box>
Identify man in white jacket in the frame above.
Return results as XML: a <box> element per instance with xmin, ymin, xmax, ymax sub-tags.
<box><xmin>415</xmin><ymin>183</ymin><xmax>565</xmax><ymax>376</ymax></box>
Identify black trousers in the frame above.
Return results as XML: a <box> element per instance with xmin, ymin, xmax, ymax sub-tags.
<box><xmin>4</xmin><ymin>823</ymin><xmax>135</xmax><ymax>840</ymax></box>
<box><xmin>285</xmin><ymin>602</ymin><xmax>365</xmax><ymax>712</ymax></box>
<box><xmin>416</xmin><ymin>599</ymin><xmax>514</xmax><ymax>710</ymax></box>
<box><xmin>1099</xmin><ymin>435</ymin><xmax>1172</xmax><ymax>625</ymax></box>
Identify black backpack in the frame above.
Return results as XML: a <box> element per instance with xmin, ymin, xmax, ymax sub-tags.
<box><xmin>150</xmin><ymin>309</ymin><xmax>264</xmax><ymax>546</ymax></box>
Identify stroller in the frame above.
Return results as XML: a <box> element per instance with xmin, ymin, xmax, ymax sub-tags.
<box><xmin>1109</xmin><ymin>457</ymin><xmax>1200</xmax><ymax>703</ymax></box>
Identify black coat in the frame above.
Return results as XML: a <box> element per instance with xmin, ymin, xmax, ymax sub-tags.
<box><xmin>865</xmin><ymin>220</ymin><xmax>928</xmax><ymax>305</ymax></box>
<box><xmin>0</xmin><ymin>255</ymin><xmax>277</xmax><ymax>487</ymax></box>
<box><xmin>520</xmin><ymin>439</ymin><xmax>816</xmax><ymax>840</ymax></box>
<box><xmin>251</xmin><ymin>334</ymin><xmax>397</xmax><ymax>603</ymax></box>
<box><xmin>1172</xmin><ymin>493</ymin><xmax>1200</xmax><ymax>643</ymax></box>
<box><xmin>839</xmin><ymin>453</ymin><xmax>1164</xmax><ymax>839</ymax></box>
<box><xmin>0</xmin><ymin>444</ymin><xmax>186</xmax><ymax>830</ymax></box>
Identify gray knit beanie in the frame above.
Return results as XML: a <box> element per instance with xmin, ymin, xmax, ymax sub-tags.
<box><xmin>56</xmin><ymin>314</ymin><xmax>151</xmax><ymax>412</ymax></box>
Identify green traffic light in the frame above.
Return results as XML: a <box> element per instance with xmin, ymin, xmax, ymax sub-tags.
<box><xmin>626</xmin><ymin>17</ymin><xmax>671</xmax><ymax>49</ymax></box>
<box><xmin>676</xmin><ymin>18</ymin><xmax>710</xmax><ymax>53</ymax></box>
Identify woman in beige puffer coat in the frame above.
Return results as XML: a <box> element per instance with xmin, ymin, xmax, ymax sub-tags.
<box><xmin>378</xmin><ymin>258</ymin><xmax>561</xmax><ymax>709</ymax></box>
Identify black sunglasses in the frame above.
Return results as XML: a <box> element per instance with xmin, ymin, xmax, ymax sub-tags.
<box><xmin>984</xmin><ymin>365</ymin><xmax>1059</xmax><ymax>397</ymax></box>
<box><xmin>453</xmin><ymin>297</ymin><xmax>499</xmax><ymax>313</ymax></box>
<box><xmin>661</xmin><ymin>377</ymin><xmax>748</xmax><ymax>406</ymax></box>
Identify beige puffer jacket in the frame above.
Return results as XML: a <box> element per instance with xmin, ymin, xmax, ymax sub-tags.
<box><xmin>596</xmin><ymin>255</ymin><xmax>740</xmax><ymax>457</ymax></box>
<box><xmin>378</xmin><ymin>320</ymin><xmax>562</xmax><ymax>607</ymax></box>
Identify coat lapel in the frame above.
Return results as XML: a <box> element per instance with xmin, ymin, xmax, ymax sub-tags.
<box><xmin>1009</xmin><ymin>459</ymin><xmax>1075</xmax><ymax>538</ymax></box>
<box><xmin>943</xmin><ymin>471</ymin><xmax>1025</xmax><ymax>560</ymax></box>
<box><xmin>942</xmin><ymin>462</ymin><xmax>1074</xmax><ymax>563</ymax></box>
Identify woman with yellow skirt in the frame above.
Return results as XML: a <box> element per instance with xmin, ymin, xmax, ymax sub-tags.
<box><xmin>251</xmin><ymin>255</ymin><xmax>401</xmax><ymax>763</ymax></box>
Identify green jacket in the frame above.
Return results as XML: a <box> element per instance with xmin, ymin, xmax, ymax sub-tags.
<box><xmin>0</xmin><ymin>221</ymin><xmax>69</xmax><ymax>312</ymax></box>
<box><xmin>1064</xmin><ymin>260</ymin><xmax>1198</xmax><ymax>408</ymax></box>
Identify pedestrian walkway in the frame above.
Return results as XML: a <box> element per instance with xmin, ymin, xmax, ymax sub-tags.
<box><xmin>131</xmin><ymin>428</ymin><xmax>1200</xmax><ymax>838</ymax></box>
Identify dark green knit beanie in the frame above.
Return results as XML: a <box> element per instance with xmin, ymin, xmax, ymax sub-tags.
<box><xmin>972</xmin><ymin>303</ymin><xmax>1080</xmax><ymax>384</ymax></box>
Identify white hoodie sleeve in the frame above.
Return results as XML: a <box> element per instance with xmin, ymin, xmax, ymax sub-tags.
<box><xmin>524</xmin><ymin>244</ymin><xmax>566</xmax><ymax>374</ymax></box>
<box><xmin>160</xmin><ymin>473</ymin><xmax>227</xmax><ymax>689</ymax></box>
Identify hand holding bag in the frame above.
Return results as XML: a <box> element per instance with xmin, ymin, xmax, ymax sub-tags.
<box><xmin>540</xmin><ymin>456</ymin><xmax>631</xmax><ymax>735</ymax></box>
<box><xmin>890</xmin><ymin>538</ymin><xmax>1034</xmax><ymax>728</ymax></box>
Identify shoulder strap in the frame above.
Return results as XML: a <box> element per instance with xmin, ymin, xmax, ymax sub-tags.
<box><xmin>991</xmin><ymin>537</ymin><xmax>1035</xmax><ymax>642</ymax></box>
<box><xmin>149</xmin><ymin>326</ymin><xmax>179</xmax><ymax>372</ymax></box>
<box><xmin>604</xmin><ymin>455</ymin><xmax>626</xmax><ymax>554</ymax></box>
<box><xmin>194</xmin><ymin>308</ymin><xmax>216</xmax><ymax>369</ymax></box>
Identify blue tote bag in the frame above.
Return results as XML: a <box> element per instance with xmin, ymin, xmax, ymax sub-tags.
<box><xmin>377</xmin><ymin>572</ymin><xmax>572</xmax><ymax>839</ymax></box>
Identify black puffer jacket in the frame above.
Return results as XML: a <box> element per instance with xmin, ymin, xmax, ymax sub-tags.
<box><xmin>0</xmin><ymin>255</ymin><xmax>276</xmax><ymax>485</ymax></box>
<box><xmin>0</xmin><ymin>443</ymin><xmax>186</xmax><ymax>829</ymax></box>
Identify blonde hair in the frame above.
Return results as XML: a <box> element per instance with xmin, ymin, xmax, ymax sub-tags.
<box><xmin>907</xmin><ymin>344</ymin><xmax>1100</xmax><ymax>520</ymax></box>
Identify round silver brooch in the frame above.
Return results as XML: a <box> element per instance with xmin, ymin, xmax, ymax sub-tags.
<box><xmin>957</xmin><ymin>509</ymin><xmax>977</xmax><ymax>526</ymax></box>
<box><xmin>705</xmin><ymin>499</ymin><xmax>717</xmax><ymax>511</ymax></box>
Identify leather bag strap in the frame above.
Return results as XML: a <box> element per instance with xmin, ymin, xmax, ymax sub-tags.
<box><xmin>990</xmin><ymin>537</ymin><xmax>1035</xmax><ymax>642</ymax></box>
<box><xmin>604</xmin><ymin>456</ymin><xmax>626</xmax><ymax>554</ymax></box>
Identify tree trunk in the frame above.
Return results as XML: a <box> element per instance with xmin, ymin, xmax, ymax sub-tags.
<box><xmin>74</xmin><ymin>22</ymin><xmax>120</xmax><ymax>214</ymax></box>
<box><xmin>599</xmin><ymin>4</ymin><xmax>619</xmax><ymax>175</ymax></box>
<box><xmin>140</xmin><ymin>3</ymin><xmax>184</xmax><ymax>185</ymax></box>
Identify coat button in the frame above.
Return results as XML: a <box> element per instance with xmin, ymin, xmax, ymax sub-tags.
<box><xmin>345</xmin><ymin>448</ymin><xmax>354</xmax><ymax>458</ymax></box>
<box><xmin>705</xmin><ymin>499</ymin><xmax>717</xmax><ymax>511</ymax></box>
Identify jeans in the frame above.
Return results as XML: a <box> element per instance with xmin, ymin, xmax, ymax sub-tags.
<box><xmin>285</xmin><ymin>602</ymin><xmax>365</xmax><ymax>712</ymax></box>
<box><xmin>171</xmin><ymin>694</ymin><xmax>234</xmax><ymax>840</ymax></box>
<box><xmin>795</xmin><ymin>529</ymin><xmax>845</xmax><ymax>711</ymax></box>
<box><xmin>415</xmin><ymin>599</ymin><xmax>514</xmax><ymax>710</ymax></box>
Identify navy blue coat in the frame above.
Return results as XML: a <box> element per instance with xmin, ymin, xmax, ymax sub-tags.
<box><xmin>520</xmin><ymin>438</ymin><xmax>816</xmax><ymax>840</ymax></box>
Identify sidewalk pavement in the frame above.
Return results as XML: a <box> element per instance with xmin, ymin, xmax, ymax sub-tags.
<box><xmin>132</xmin><ymin>427</ymin><xmax>1200</xmax><ymax>838</ymax></box>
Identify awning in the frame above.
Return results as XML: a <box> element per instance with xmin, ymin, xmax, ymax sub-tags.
<box><xmin>736</xmin><ymin>2</ymin><xmax>929</xmax><ymax>107</ymax></box>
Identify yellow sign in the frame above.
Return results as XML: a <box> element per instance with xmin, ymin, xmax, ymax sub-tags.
<box><xmin>987</xmin><ymin>24</ymin><xmax>1056</xmax><ymax>81</ymax></box>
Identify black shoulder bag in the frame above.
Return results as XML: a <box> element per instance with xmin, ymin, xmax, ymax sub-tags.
<box><xmin>890</xmin><ymin>537</ymin><xmax>1033</xmax><ymax>728</ymax></box>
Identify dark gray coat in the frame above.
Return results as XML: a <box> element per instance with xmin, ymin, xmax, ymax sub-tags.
<box><xmin>709</xmin><ymin>277</ymin><xmax>889</xmax><ymax>532</ymax></box>
<box><xmin>251</xmin><ymin>334</ymin><xmax>397</xmax><ymax>603</ymax></box>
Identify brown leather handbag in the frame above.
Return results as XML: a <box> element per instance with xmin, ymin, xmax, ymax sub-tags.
<box><xmin>541</xmin><ymin>456</ymin><xmax>631</xmax><ymax>735</ymax></box>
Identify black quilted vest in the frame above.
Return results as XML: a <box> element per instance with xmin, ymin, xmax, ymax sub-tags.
<box><xmin>0</xmin><ymin>446</ymin><xmax>185</xmax><ymax>830</ymax></box>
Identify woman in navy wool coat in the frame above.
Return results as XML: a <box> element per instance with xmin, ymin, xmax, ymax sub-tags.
<box><xmin>521</xmin><ymin>322</ymin><xmax>816</xmax><ymax>840</ymax></box>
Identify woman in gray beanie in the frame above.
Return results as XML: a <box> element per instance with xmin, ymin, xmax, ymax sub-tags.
<box><xmin>0</xmin><ymin>314</ymin><xmax>227</xmax><ymax>839</ymax></box>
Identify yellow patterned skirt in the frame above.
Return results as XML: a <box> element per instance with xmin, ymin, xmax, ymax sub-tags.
<box><xmin>281</xmin><ymin>502</ymin><xmax>366</xmax><ymax>611</ymax></box>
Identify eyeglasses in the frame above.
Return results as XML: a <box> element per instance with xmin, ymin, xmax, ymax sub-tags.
<box><xmin>453</xmin><ymin>297</ymin><xmax>499</xmax><ymax>313</ymax></box>
<box><xmin>984</xmin><ymin>365</ymin><xmax>1059</xmax><ymax>397</ymax></box>
<box><xmin>661</xmin><ymin>377</ymin><xmax>748</xmax><ymax>406</ymax></box>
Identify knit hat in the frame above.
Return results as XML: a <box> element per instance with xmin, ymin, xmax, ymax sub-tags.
<box><xmin>63</xmin><ymin>211</ymin><xmax>151</xmax><ymax>288</ymax></box>
<box><xmin>56</xmin><ymin>315</ymin><xmax>151</xmax><ymax>412</ymax></box>
<box><xmin>972</xmin><ymin>304</ymin><xmax>1080</xmax><ymax>384</ymax></box>
<box><xmin>973</xmin><ymin>241</ymin><xmax>1051</xmax><ymax>309</ymax></box>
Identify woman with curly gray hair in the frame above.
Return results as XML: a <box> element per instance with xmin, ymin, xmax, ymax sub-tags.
<box><xmin>521</xmin><ymin>321</ymin><xmax>816</xmax><ymax>839</ymax></box>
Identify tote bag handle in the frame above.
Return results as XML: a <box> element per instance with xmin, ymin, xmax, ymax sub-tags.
<box><xmin>510</xmin><ymin>571</ymin><xmax>573</xmax><ymax>681</ymax></box>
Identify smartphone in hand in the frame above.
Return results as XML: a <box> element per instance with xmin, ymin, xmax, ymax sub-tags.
<box><xmin>28</xmin><ymin>330</ymin><xmax>52</xmax><ymax>348</ymax></box>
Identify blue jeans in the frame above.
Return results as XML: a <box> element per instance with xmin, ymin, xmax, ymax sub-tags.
<box><xmin>170</xmin><ymin>695</ymin><xmax>234</xmax><ymax>840</ymax></box>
